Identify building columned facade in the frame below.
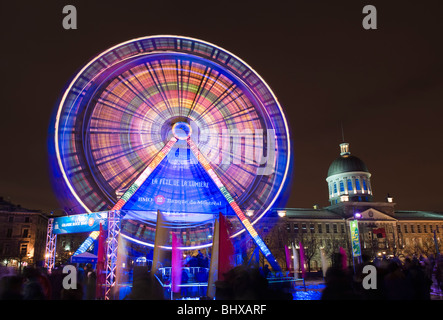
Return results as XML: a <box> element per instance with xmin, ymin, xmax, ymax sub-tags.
<box><xmin>261</xmin><ymin>142</ymin><xmax>443</xmax><ymax>272</ymax></box>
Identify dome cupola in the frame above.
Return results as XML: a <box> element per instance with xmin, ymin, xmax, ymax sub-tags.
<box><xmin>326</xmin><ymin>143</ymin><xmax>373</xmax><ymax>205</ymax></box>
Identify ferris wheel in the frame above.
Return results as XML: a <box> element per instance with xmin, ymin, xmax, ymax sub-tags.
<box><xmin>51</xmin><ymin>35</ymin><xmax>292</xmax><ymax>256</ymax></box>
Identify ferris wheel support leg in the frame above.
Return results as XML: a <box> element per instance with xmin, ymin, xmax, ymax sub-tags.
<box><xmin>44</xmin><ymin>218</ymin><xmax>57</xmax><ymax>274</ymax></box>
<box><xmin>105</xmin><ymin>210</ymin><xmax>122</xmax><ymax>300</ymax></box>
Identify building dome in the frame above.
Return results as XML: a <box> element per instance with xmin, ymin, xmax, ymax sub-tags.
<box><xmin>327</xmin><ymin>154</ymin><xmax>369</xmax><ymax>177</ymax></box>
<box><xmin>326</xmin><ymin>143</ymin><xmax>373</xmax><ymax>205</ymax></box>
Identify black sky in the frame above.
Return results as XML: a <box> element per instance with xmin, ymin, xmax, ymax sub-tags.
<box><xmin>0</xmin><ymin>0</ymin><xmax>442</xmax><ymax>213</ymax></box>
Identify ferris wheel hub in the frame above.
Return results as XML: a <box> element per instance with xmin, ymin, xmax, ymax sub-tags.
<box><xmin>172</xmin><ymin>121</ymin><xmax>192</xmax><ymax>140</ymax></box>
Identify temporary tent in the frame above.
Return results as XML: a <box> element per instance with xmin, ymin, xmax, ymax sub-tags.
<box><xmin>71</xmin><ymin>252</ymin><xmax>97</xmax><ymax>264</ymax></box>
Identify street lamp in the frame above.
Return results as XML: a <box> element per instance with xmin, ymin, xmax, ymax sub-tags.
<box><xmin>277</xmin><ymin>210</ymin><xmax>286</xmax><ymax>218</ymax></box>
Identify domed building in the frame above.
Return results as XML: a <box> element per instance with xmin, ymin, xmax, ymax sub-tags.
<box><xmin>326</xmin><ymin>143</ymin><xmax>373</xmax><ymax>204</ymax></box>
<box><xmin>256</xmin><ymin>141</ymin><xmax>443</xmax><ymax>275</ymax></box>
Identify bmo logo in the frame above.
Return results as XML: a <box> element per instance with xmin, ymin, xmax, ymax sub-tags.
<box><xmin>155</xmin><ymin>195</ymin><xmax>165</xmax><ymax>205</ymax></box>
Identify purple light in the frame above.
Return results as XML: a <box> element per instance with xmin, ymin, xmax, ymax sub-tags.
<box><xmin>354</xmin><ymin>212</ymin><xmax>362</xmax><ymax>219</ymax></box>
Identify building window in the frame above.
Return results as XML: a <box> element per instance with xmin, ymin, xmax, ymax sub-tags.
<box><xmin>310</xmin><ymin>223</ymin><xmax>315</xmax><ymax>233</ymax></box>
<box><xmin>286</xmin><ymin>224</ymin><xmax>291</xmax><ymax>233</ymax></box>
<box><xmin>20</xmin><ymin>244</ymin><xmax>27</xmax><ymax>256</ymax></box>
<box><xmin>25</xmin><ymin>217</ymin><xmax>30</xmax><ymax>223</ymax></box>
<box><xmin>410</xmin><ymin>225</ymin><xmax>415</xmax><ymax>233</ymax></box>
<box><xmin>7</xmin><ymin>229</ymin><xmax>12</xmax><ymax>238</ymax></box>
<box><xmin>355</xmin><ymin>179</ymin><xmax>361</xmax><ymax>191</ymax></box>
<box><xmin>397</xmin><ymin>225</ymin><xmax>401</xmax><ymax>234</ymax></box>
<box><xmin>417</xmin><ymin>225</ymin><xmax>421</xmax><ymax>233</ymax></box>
<box><xmin>318</xmin><ymin>224</ymin><xmax>322</xmax><ymax>234</ymax></box>
<box><xmin>22</xmin><ymin>229</ymin><xmax>29</xmax><ymax>238</ymax></box>
<box><xmin>326</xmin><ymin>224</ymin><xmax>330</xmax><ymax>233</ymax></box>
<box><xmin>8</xmin><ymin>216</ymin><xmax>13</xmax><ymax>223</ymax></box>
<box><xmin>423</xmin><ymin>225</ymin><xmax>427</xmax><ymax>233</ymax></box>
<box><xmin>302</xmin><ymin>223</ymin><xmax>307</xmax><ymax>233</ymax></box>
<box><xmin>339</xmin><ymin>181</ymin><xmax>345</xmax><ymax>193</ymax></box>
<box><xmin>333</xmin><ymin>183</ymin><xmax>337</xmax><ymax>194</ymax></box>
<box><xmin>404</xmin><ymin>225</ymin><xmax>408</xmax><ymax>233</ymax></box>
<box><xmin>347</xmin><ymin>179</ymin><xmax>353</xmax><ymax>192</ymax></box>
<box><xmin>362</xmin><ymin>179</ymin><xmax>367</xmax><ymax>191</ymax></box>
<box><xmin>341</xmin><ymin>224</ymin><xmax>345</xmax><ymax>233</ymax></box>
<box><xmin>294</xmin><ymin>224</ymin><xmax>299</xmax><ymax>233</ymax></box>
<box><xmin>333</xmin><ymin>224</ymin><xmax>338</xmax><ymax>233</ymax></box>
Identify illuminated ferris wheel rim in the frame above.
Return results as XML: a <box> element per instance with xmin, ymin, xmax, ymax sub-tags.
<box><xmin>54</xmin><ymin>35</ymin><xmax>292</xmax><ymax>234</ymax></box>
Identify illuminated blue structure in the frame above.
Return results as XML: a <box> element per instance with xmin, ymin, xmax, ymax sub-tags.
<box><xmin>48</xmin><ymin>35</ymin><xmax>293</xmax><ymax>297</ymax></box>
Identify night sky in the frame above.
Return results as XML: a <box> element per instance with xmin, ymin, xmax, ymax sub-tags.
<box><xmin>1</xmin><ymin>1</ymin><xmax>442</xmax><ymax>213</ymax></box>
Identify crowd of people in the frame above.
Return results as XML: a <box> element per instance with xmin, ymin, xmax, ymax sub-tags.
<box><xmin>321</xmin><ymin>253</ymin><xmax>443</xmax><ymax>300</ymax></box>
<box><xmin>1</xmin><ymin>253</ymin><xmax>442</xmax><ymax>300</ymax></box>
<box><xmin>0</xmin><ymin>263</ymin><xmax>97</xmax><ymax>300</ymax></box>
<box><xmin>214</xmin><ymin>264</ymin><xmax>293</xmax><ymax>300</ymax></box>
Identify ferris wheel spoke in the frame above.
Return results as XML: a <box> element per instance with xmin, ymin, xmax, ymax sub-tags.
<box><xmin>203</xmin><ymin>113</ymin><xmax>260</xmax><ymax>130</ymax></box>
<box><xmin>143</xmin><ymin>62</ymin><xmax>175</xmax><ymax>118</ymax></box>
<box><xmin>89</xmin><ymin>116</ymin><xmax>156</xmax><ymax>128</ymax></box>
<box><xmin>193</xmin><ymin>83</ymin><xmax>237</xmax><ymax>123</ymax></box>
<box><xmin>191</xmin><ymin>67</ymin><xmax>221</xmax><ymax>116</ymax></box>
<box><xmin>117</xmin><ymin>72</ymin><xmax>171</xmax><ymax>121</ymax></box>
<box><xmin>157</xmin><ymin>60</ymin><xmax>181</xmax><ymax>116</ymax></box>
<box><xmin>96</xmin><ymin>95</ymin><xmax>156</xmax><ymax>125</ymax></box>
<box><xmin>103</xmin><ymin>156</ymin><xmax>149</xmax><ymax>187</ymax></box>
<box><xmin>89</xmin><ymin>137</ymin><xmax>162</xmax><ymax>160</ymax></box>
<box><xmin>89</xmin><ymin>128</ymin><xmax>155</xmax><ymax>135</ymax></box>
<box><xmin>92</xmin><ymin>139</ymin><xmax>160</xmax><ymax>165</ymax></box>
<box><xmin>186</xmin><ymin>64</ymin><xmax>212</xmax><ymax>119</ymax></box>
<box><xmin>202</xmin><ymin>105</ymin><xmax>257</xmax><ymax>128</ymax></box>
<box><xmin>125</xmin><ymin>69</ymin><xmax>170</xmax><ymax>119</ymax></box>
<box><xmin>175</xmin><ymin>58</ymin><xmax>184</xmax><ymax>117</ymax></box>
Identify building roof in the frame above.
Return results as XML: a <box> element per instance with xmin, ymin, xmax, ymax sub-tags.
<box><xmin>272</xmin><ymin>207</ymin><xmax>443</xmax><ymax>222</ymax></box>
<box><xmin>0</xmin><ymin>196</ymin><xmax>41</xmax><ymax>213</ymax></box>
<box><xmin>274</xmin><ymin>208</ymin><xmax>344</xmax><ymax>220</ymax></box>
<box><xmin>394</xmin><ymin>210</ymin><xmax>443</xmax><ymax>221</ymax></box>
<box><xmin>327</xmin><ymin>154</ymin><xmax>369</xmax><ymax>177</ymax></box>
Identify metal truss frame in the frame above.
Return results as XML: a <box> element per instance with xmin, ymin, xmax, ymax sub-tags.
<box><xmin>105</xmin><ymin>210</ymin><xmax>121</xmax><ymax>300</ymax></box>
<box><xmin>44</xmin><ymin>218</ymin><xmax>57</xmax><ymax>273</ymax></box>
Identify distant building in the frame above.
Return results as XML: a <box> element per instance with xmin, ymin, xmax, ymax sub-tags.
<box><xmin>0</xmin><ymin>198</ymin><xmax>48</xmax><ymax>269</ymax></box>
<box><xmin>259</xmin><ymin>142</ymin><xmax>443</xmax><ymax>272</ymax></box>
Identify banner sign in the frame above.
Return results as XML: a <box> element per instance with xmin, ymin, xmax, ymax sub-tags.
<box><xmin>53</xmin><ymin>212</ymin><xmax>108</xmax><ymax>234</ymax></box>
<box><xmin>349</xmin><ymin>220</ymin><xmax>362</xmax><ymax>257</ymax></box>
